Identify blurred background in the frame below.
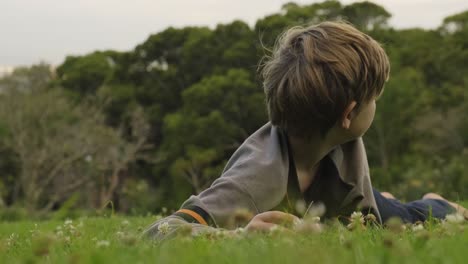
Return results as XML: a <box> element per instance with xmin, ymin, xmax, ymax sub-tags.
<box><xmin>0</xmin><ymin>0</ymin><xmax>467</xmax><ymax>220</ymax></box>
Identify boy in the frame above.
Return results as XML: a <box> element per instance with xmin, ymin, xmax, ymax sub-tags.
<box><xmin>144</xmin><ymin>21</ymin><xmax>465</xmax><ymax>238</ymax></box>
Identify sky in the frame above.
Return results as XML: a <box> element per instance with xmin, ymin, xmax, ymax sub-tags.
<box><xmin>0</xmin><ymin>0</ymin><xmax>467</xmax><ymax>69</ymax></box>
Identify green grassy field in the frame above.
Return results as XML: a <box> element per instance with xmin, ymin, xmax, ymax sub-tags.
<box><xmin>0</xmin><ymin>210</ymin><xmax>467</xmax><ymax>264</ymax></box>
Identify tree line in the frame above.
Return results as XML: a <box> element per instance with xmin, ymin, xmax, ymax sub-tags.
<box><xmin>0</xmin><ymin>0</ymin><xmax>466</xmax><ymax>216</ymax></box>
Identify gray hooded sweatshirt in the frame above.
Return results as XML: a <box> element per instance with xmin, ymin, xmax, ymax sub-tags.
<box><xmin>144</xmin><ymin>123</ymin><xmax>381</xmax><ymax>239</ymax></box>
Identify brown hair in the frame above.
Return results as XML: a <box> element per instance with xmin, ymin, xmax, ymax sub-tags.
<box><xmin>261</xmin><ymin>21</ymin><xmax>390</xmax><ymax>138</ymax></box>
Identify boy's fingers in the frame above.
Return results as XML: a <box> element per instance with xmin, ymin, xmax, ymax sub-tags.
<box><xmin>257</xmin><ymin>211</ymin><xmax>300</xmax><ymax>225</ymax></box>
<box><xmin>246</xmin><ymin>221</ymin><xmax>278</xmax><ymax>232</ymax></box>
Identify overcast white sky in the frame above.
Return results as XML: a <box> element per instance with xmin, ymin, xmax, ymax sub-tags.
<box><xmin>1</xmin><ymin>0</ymin><xmax>467</xmax><ymax>68</ymax></box>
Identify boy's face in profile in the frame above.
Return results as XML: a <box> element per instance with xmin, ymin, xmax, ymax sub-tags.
<box><xmin>349</xmin><ymin>99</ymin><xmax>376</xmax><ymax>138</ymax></box>
<box><xmin>344</xmin><ymin>89</ymin><xmax>383</xmax><ymax>140</ymax></box>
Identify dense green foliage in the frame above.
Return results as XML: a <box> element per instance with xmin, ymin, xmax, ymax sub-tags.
<box><xmin>0</xmin><ymin>212</ymin><xmax>467</xmax><ymax>263</ymax></box>
<box><xmin>0</xmin><ymin>0</ymin><xmax>467</xmax><ymax>215</ymax></box>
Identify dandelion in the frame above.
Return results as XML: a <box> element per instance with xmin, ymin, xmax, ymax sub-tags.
<box><xmin>96</xmin><ymin>240</ymin><xmax>110</xmax><ymax>248</ymax></box>
<box><xmin>158</xmin><ymin>221</ymin><xmax>170</xmax><ymax>235</ymax></box>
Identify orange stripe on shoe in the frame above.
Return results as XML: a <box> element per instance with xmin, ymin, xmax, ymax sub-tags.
<box><xmin>177</xmin><ymin>209</ymin><xmax>208</xmax><ymax>225</ymax></box>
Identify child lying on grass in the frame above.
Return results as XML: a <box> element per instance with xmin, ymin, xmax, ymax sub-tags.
<box><xmin>144</xmin><ymin>21</ymin><xmax>466</xmax><ymax>239</ymax></box>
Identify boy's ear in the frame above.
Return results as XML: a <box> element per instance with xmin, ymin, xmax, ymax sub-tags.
<box><xmin>341</xmin><ymin>101</ymin><xmax>358</xmax><ymax>129</ymax></box>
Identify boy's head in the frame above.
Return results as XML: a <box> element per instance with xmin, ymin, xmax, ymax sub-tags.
<box><xmin>262</xmin><ymin>21</ymin><xmax>390</xmax><ymax>139</ymax></box>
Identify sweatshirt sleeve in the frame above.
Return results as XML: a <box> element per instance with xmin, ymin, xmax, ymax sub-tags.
<box><xmin>178</xmin><ymin>172</ymin><xmax>260</xmax><ymax>227</ymax></box>
<box><xmin>142</xmin><ymin>123</ymin><xmax>289</xmax><ymax>240</ymax></box>
<box><xmin>142</xmin><ymin>171</ymin><xmax>260</xmax><ymax>240</ymax></box>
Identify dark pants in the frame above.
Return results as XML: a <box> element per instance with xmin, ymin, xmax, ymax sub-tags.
<box><xmin>373</xmin><ymin>189</ymin><xmax>455</xmax><ymax>223</ymax></box>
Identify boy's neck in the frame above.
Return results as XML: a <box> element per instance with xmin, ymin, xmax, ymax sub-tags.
<box><xmin>287</xmin><ymin>129</ymin><xmax>341</xmax><ymax>174</ymax></box>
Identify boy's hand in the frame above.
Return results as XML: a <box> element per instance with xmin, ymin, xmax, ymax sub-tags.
<box><xmin>245</xmin><ymin>211</ymin><xmax>300</xmax><ymax>232</ymax></box>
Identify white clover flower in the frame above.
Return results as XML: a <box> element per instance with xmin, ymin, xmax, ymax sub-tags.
<box><xmin>64</xmin><ymin>219</ymin><xmax>73</xmax><ymax>225</ymax></box>
<box><xmin>214</xmin><ymin>230</ymin><xmax>225</xmax><ymax>238</ymax></box>
<box><xmin>445</xmin><ymin>213</ymin><xmax>464</xmax><ymax>224</ymax></box>
<box><xmin>293</xmin><ymin>218</ymin><xmax>303</xmax><ymax>228</ymax></box>
<box><xmin>158</xmin><ymin>221</ymin><xmax>170</xmax><ymax>235</ymax></box>
<box><xmin>351</xmin><ymin>211</ymin><xmax>363</xmax><ymax>219</ymax></box>
<box><xmin>96</xmin><ymin>240</ymin><xmax>110</xmax><ymax>248</ymax></box>
<box><xmin>269</xmin><ymin>225</ymin><xmax>279</xmax><ymax>232</ymax></box>
<box><xmin>351</xmin><ymin>212</ymin><xmax>364</xmax><ymax>224</ymax></box>
<box><xmin>295</xmin><ymin>200</ymin><xmax>307</xmax><ymax>215</ymax></box>
<box><xmin>6</xmin><ymin>233</ymin><xmax>18</xmax><ymax>247</ymax></box>
<box><xmin>411</xmin><ymin>224</ymin><xmax>424</xmax><ymax>232</ymax></box>
<box><xmin>235</xmin><ymin>227</ymin><xmax>246</xmax><ymax>234</ymax></box>
<box><xmin>339</xmin><ymin>234</ymin><xmax>346</xmax><ymax>245</ymax></box>
<box><xmin>309</xmin><ymin>216</ymin><xmax>320</xmax><ymax>223</ymax></box>
<box><xmin>85</xmin><ymin>155</ymin><xmax>93</xmax><ymax>163</ymax></box>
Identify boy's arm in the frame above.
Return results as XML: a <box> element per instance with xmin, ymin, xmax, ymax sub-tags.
<box><xmin>142</xmin><ymin>123</ymin><xmax>288</xmax><ymax>240</ymax></box>
<box><xmin>142</xmin><ymin>175</ymin><xmax>259</xmax><ymax>240</ymax></box>
<box><xmin>142</xmin><ymin>215</ymin><xmax>218</xmax><ymax>241</ymax></box>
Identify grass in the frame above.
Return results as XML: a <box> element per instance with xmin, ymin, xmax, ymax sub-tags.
<box><xmin>0</xmin><ymin>208</ymin><xmax>467</xmax><ymax>264</ymax></box>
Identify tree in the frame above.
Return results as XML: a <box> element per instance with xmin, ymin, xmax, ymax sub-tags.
<box><xmin>342</xmin><ymin>1</ymin><xmax>391</xmax><ymax>30</ymax></box>
<box><xmin>160</xmin><ymin>69</ymin><xmax>267</xmax><ymax>197</ymax></box>
<box><xmin>255</xmin><ymin>0</ymin><xmax>343</xmax><ymax>48</ymax></box>
<box><xmin>0</xmin><ymin>63</ymin><xmax>53</xmax><ymax>93</ymax></box>
<box><xmin>0</xmin><ymin>64</ymin><xmax>152</xmax><ymax>211</ymax></box>
<box><xmin>364</xmin><ymin>67</ymin><xmax>430</xmax><ymax>187</ymax></box>
<box><xmin>56</xmin><ymin>51</ymin><xmax>120</xmax><ymax>95</ymax></box>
